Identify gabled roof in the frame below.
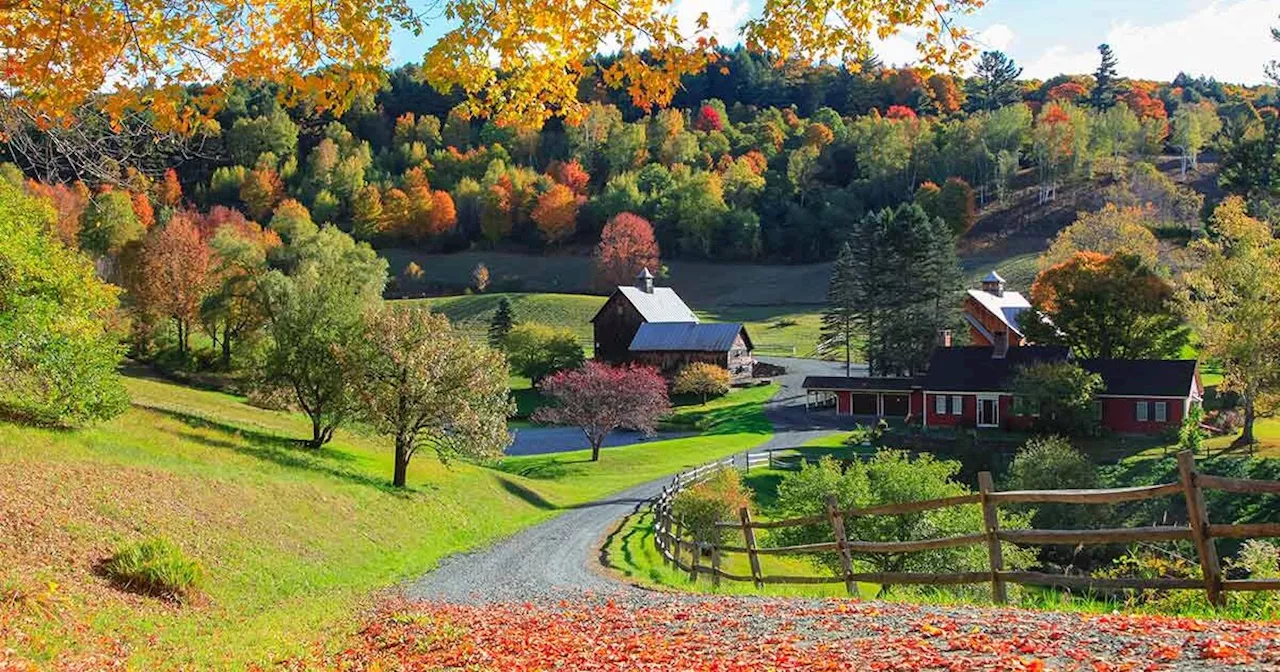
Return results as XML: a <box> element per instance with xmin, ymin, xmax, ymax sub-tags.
<box><xmin>966</xmin><ymin>288</ymin><xmax>1032</xmax><ymax>338</ymax></box>
<box><xmin>629</xmin><ymin>322</ymin><xmax>751</xmax><ymax>352</ymax></box>
<box><xmin>923</xmin><ymin>346</ymin><xmax>1070</xmax><ymax>392</ymax></box>
<box><xmin>922</xmin><ymin>346</ymin><xmax>1201</xmax><ymax>399</ymax></box>
<box><xmin>1080</xmin><ymin>359</ymin><xmax>1201</xmax><ymax>398</ymax></box>
<box><xmin>592</xmin><ymin>286</ymin><xmax>699</xmax><ymax>324</ymax></box>
<box><xmin>983</xmin><ymin>270</ymin><xmax>1005</xmax><ymax>284</ymax></box>
<box><xmin>802</xmin><ymin>376</ymin><xmax>920</xmax><ymax>391</ymax></box>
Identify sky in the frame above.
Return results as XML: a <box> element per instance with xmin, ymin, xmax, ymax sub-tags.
<box><xmin>388</xmin><ymin>0</ymin><xmax>1279</xmax><ymax>85</ymax></box>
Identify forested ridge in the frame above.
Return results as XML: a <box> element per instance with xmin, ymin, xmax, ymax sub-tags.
<box><xmin>5</xmin><ymin>47</ymin><xmax>1279</xmax><ymax>268</ymax></box>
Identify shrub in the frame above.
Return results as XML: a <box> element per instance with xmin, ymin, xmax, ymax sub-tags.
<box><xmin>103</xmin><ymin>537</ymin><xmax>203</xmax><ymax>599</ymax></box>
<box><xmin>1005</xmin><ymin>436</ymin><xmax>1099</xmax><ymax>532</ymax></box>
<box><xmin>673</xmin><ymin>362</ymin><xmax>731</xmax><ymax>403</ymax></box>
<box><xmin>671</xmin><ymin>469</ymin><xmax>752</xmax><ymax>546</ymax></box>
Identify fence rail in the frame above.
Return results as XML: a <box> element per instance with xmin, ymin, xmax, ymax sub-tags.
<box><xmin>652</xmin><ymin>449</ymin><xmax>1280</xmax><ymax>606</ymax></box>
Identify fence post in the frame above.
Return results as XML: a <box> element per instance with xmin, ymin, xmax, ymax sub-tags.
<box><xmin>977</xmin><ymin>471</ymin><xmax>1007</xmax><ymax>604</ymax></box>
<box><xmin>739</xmin><ymin>507</ymin><xmax>764</xmax><ymax>589</ymax></box>
<box><xmin>768</xmin><ymin>449</ymin><xmax>775</xmax><ymax>470</ymax></box>
<box><xmin>825</xmin><ymin>495</ymin><xmax>856</xmax><ymax>596</ymax></box>
<box><xmin>1178</xmin><ymin>450</ymin><xmax>1224</xmax><ymax>608</ymax></box>
<box><xmin>657</xmin><ymin>502</ymin><xmax>671</xmax><ymax>566</ymax></box>
<box><xmin>673</xmin><ymin>517</ymin><xmax>684</xmax><ymax>569</ymax></box>
<box><xmin>689</xmin><ymin>541</ymin><xmax>701</xmax><ymax>583</ymax></box>
<box><xmin>711</xmin><ymin>544</ymin><xmax>722</xmax><ymax>588</ymax></box>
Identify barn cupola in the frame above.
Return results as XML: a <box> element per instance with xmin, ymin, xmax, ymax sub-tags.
<box><xmin>635</xmin><ymin>267</ymin><xmax>655</xmax><ymax>294</ymax></box>
<box><xmin>981</xmin><ymin>271</ymin><xmax>1006</xmax><ymax>297</ymax></box>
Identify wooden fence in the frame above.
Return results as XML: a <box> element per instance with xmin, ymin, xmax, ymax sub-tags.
<box><xmin>652</xmin><ymin>450</ymin><xmax>1280</xmax><ymax>606</ymax></box>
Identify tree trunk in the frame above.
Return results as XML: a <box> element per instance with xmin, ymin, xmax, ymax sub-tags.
<box><xmin>222</xmin><ymin>322</ymin><xmax>233</xmax><ymax>368</ymax></box>
<box><xmin>1239</xmin><ymin>396</ymin><xmax>1257</xmax><ymax>447</ymax></box>
<box><xmin>309</xmin><ymin>415</ymin><xmax>326</xmax><ymax>449</ymax></box>
<box><xmin>393</xmin><ymin>436</ymin><xmax>410</xmax><ymax>487</ymax></box>
<box><xmin>591</xmin><ymin>441</ymin><xmax>601</xmax><ymax>462</ymax></box>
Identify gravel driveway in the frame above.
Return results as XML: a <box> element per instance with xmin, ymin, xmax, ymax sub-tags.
<box><xmin>408</xmin><ymin>356</ymin><xmax>842</xmax><ymax>604</ymax></box>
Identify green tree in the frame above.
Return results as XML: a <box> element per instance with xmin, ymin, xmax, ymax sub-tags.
<box><xmin>79</xmin><ymin>190</ymin><xmax>143</xmax><ymax>256</ymax></box>
<box><xmin>1010</xmin><ymin>362</ymin><xmax>1104</xmax><ymax>436</ymax></box>
<box><xmin>0</xmin><ymin>180</ymin><xmax>127</xmax><ymax>425</ymax></box>
<box><xmin>227</xmin><ymin>108</ymin><xmax>300</xmax><ymax>168</ymax></box>
<box><xmin>1091</xmin><ymin>104</ymin><xmax>1140</xmax><ymax>162</ymax></box>
<box><xmin>258</xmin><ymin>226</ymin><xmax>388</xmax><ymax>448</ymax></box>
<box><xmin>1021</xmin><ymin>251</ymin><xmax>1188</xmax><ymax>360</ymax></box>
<box><xmin>937</xmin><ymin>177</ymin><xmax>976</xmax><ymax>234</ymax></box>
<box><xmin>356</xmin><ymin>306</ymin><xmax>513</xmax><ymax>487</ymax></box>
<box><xmin>968</xmin><ymin>51</ymin><xmax>1023</xmax><ymax>112</ymax></box>
<box><xmin>819</xmin><ymin>242</ymin><xmax>858</xmax><ymax>375</ymax></box>
<box><xmin>504</xmin><ymin>323</ymin><xmax>585</xmax><ymax>383</ymax></box>
<box><xmin>488</xmin><ymin>296</ymin><xmax>515</xmax><ymax>348</ymax></box>
<box><xmin>1091</xmin><ymin>44</ymin><xmax>1119</xmax><ymax>110</ymax></box>
<box><xmin>1004</xmin><ymin>435</ymin><xmax>1100</xmax><ymax>553</ymax></box>
<box><xmin>1170</xmin><ymin>103</ymin><xmax>1222</xmax><ymax>180</ymax></box>
<box><xmin>201</xmin><ymin>224</ymin><xmax>276</xmax><ymax>368</ymax></box>
<box><xmin>1182</xmin><ymin>197</ymin><xmax>1280</xmax><ymax>446</ymax></box>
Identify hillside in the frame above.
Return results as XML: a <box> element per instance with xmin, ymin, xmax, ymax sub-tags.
<box><xmin>0</xmin><ymin>374</ymin><xmax>772</xmax><ymax>668</ymax></box>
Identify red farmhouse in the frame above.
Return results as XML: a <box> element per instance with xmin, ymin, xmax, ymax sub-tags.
<box><xmin>803</xmin><ymin>345</ymin><xmax>1202</xmax><ymax>435</ymax></box>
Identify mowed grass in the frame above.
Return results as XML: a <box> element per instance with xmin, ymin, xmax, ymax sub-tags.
<box><xmin>0</xmin><ymin>375</ymin><xmax>774</xmax><ymax>669</ymax></box>
<box><xmin>496</xmin><ymin>385</ymin><xmax>777</xmax><ymax>507</ymax></box>
<box><xmin>400</xmin><ymin>292</ymin><xmax>830</xmax><ymax>358</ymax></box>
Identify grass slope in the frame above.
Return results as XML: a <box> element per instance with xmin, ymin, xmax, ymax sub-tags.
<box><xmin>0</xmin><ymin>376</ymin><xmax>774</xmax><ymax>669</ymax></box>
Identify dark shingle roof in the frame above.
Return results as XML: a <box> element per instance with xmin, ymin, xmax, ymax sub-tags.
<box><xmin>802</xmin><ymin>376</ymin><xmax>920</xmax><ymax>391</ymax></box>
<box><xmin>1081</xmin><ymin>359</ymin><xmax>1200</xmax><ymax>397</ymax></box>
<box><xmin>922</xmin><ymin>346</ymin><xmax>1070</xmax><ymax>392</ymax></box>
<box><xmin>628</xmin><ymin>322</ymin><xmax>750</xmax><ymax>352</ymax></box>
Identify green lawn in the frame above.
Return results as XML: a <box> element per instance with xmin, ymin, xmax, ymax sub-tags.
<box><xmin>0</xmin><ymin>374</ymin><xmax>774</xmax><ymax>668</ymax></box>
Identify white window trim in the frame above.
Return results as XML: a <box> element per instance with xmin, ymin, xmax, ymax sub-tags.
<box><xmin>950</xmin><ymin>395</ymin><xmax>964</xmax><ymax>416</ymax></box>
<box><xmin>1154</xmin><ymin>401</ymin><xmax>1168</xmax><ymax>423</ymax></box>
<box><xmin>976</xmin><ymin>394</ymin><xmax>1000</xmax><ymax>428</ymax></box>
<box><xmin>1136</xmin><ymin>401</ymin><xmax>1149</xmax><ymax>423</ymax></box>
<box><xmin>935</xmin><ymin>394</ymin><xmax>947</xmax><ymax>416</ymax></box>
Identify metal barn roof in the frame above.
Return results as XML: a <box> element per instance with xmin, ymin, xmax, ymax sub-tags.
<box><xmin>613</xmin><ymin>286</ymin><xmax>699</xmax><ymax>323</ymax></box>
<box><xmin>629</xmin><ymin>322</ymin><xmax>750</xmax><ymax>352</ymax></box>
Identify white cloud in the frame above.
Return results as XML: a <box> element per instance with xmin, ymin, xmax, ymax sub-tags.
<box><xmin>977</xmin><ymin>24</ymin><xmax>1015</xmax><ymax>53</ymax></box>
<box><xmin>1020</xmin><ymin>0</ymin><xmax>1277</xmax><ymax>83</ymax></box>
<box><xmin>869</xmin><ymin>27</ymin><xmax>923</xmax><ymax>68</ymax></box>
<box><xmin>674</xmin><ymin>0</ymin><xmax>750</xmax><ymax>48</ymax></box>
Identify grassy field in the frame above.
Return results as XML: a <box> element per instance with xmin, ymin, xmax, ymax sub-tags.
<box><xmin>402</xmin><ymin>292</ymin><xmax>829</xmax><ymax>357</ymax></box>
<box><xmin>0</xmin><ymin>375</ymin><xmax>774</xmax><ymax>669</ymax></box>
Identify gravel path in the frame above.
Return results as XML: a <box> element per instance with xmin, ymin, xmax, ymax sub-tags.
<box><xmin>407</xmin><ymin>357</ymin><xmax>842</xmax><ymax>604</ymax></box>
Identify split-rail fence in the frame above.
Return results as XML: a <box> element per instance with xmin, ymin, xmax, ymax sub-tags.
<box><xmin>652</xmin><ymin>450</ymin><xmax>1280</xmax><ymax>606</ymax></box>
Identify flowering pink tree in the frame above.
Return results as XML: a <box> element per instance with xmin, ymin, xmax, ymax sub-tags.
<box><xmin>533</xmin><ymin>361</ymin><xmax>670</xmax><ymax>461</ymax></box>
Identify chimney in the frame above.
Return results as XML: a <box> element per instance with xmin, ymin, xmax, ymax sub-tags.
<box><xmin>992</xmin><ymin>331</ymin><xmax>1009</xmax><ymax>359</ymax></box>
<box><xmin>635</xmin><ymin>267</ymin><xmax>654</xmax><ymax>294</ymax></box>
<box><xmin>937</xmin><ymin>329</ymin><xmax>953</xmax><ymax>348</ymax></box>
<box><xmin>981</xmin><ymin>270</ymin><xmax>1006</xmax><ymax>298</ymax></box>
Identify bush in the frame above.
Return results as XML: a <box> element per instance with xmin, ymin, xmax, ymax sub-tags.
<box><xmin>103</xmin><ymin>537</ymin><xmax>203</xmax><ymax>599</ymax></box>
<box><xmin>671</xmin><ymin>469</ymin><xmax>752</xmax><ymax>546</ymax></box>
<box><xmin>672</xmin><ymin>362</ymin><xmax>731</xmax><ymax>403</ymax></box>
<box><xmin>1004</xmin><ymin>436</ymin><xmax>1100</xmax><ymax>533</ymax></box>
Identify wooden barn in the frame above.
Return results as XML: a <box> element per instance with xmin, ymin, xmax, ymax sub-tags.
<box><xmin>591</xmin><ymin>269</ymin><xmax>755</xmax><ymax>382</ymax></box>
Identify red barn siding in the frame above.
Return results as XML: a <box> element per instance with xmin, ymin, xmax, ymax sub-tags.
<box><xmin>1102</xmin><ymin>397</ymin><xmax>1185</xmax><ymax>434</ymax></box>
<box><xmin>924</xmin><ymin>393</ymin><xmax>975</xmax><ymax>428</ymax></box>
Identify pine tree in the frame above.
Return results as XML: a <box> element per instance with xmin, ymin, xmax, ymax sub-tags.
<box><xmin>819</xmin><ymin>243</ymin><xmax>858</xmax><ymax>375</ymax></box>
<box><xmin>969</xmin><ymin>51</ymin><xmax>1023</xmax><ymax>112</ymax></box>
<box><xmin>488</xmin><ymin>297</ymin><xmax>515</xmax><ymax>349</ymax></box>
<box><xmin>1091</xmin><ymin>44</ymin><xmax>1119</xmax><ymax>110</ymax></box>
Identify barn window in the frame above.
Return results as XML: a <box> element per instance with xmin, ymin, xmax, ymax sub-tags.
<box><xmin>1154</xmin><ymin>402</ymin><xmax>1168</xmax><ymax>423</ymax></box>
<box><xmin>934</xmin><ymin>395</ymin><xmax>946</xmax><ymax>415</ymax></box>
<box><xmin>950</xmin><ymin>395</ymin><xmax>964</xmax><ymax>416</ymax></box>
<box><xmin>1135</xmin><ymin>402</ymin><xmax>1149</xmax><ymax>422</ymax></box>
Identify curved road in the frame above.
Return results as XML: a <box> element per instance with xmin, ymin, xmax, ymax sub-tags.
<box><xmin>407</xmin><ymin>357</ymin><xmax>848</xmax><ymax>604</ymax></box>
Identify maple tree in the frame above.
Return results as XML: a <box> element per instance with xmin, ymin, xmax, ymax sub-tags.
<box><xmin>2</xmin><ymin>0</ymin><xmax>980</xmax><ymax>130</ymax></box>
<box><xmin>137</xmin><ymin>214</ymin><xmax>212</xmax><ymax>355</ymax></box>
<box><xmin>593</xmin><ymin>212</ymin><xmax>660</xmax><ymax>289</ymax></box>
<box><xmin>672</xmin><ymin>362</ymin><xmax>731</xmax><ymax>404</ymax></box>
<box><xmin>24</xmin><ymin>179</ymin><xmax>90</xmax><ymax>247</ymax></box>
<box><xmin>1023</xmin><ymin>251</ymin><xmax>1187</xmax><ymax>360</ymax></box>
<box><xmin>693</xmin><ymin>105</ymin><xmax>724</xmax><ymax>132</ymax></box>
<box><xmin>531</xmin><ymin>184</ymin><xmax>581</xmax><ymax>245</ymax></box>
<box><xmin>504</xmin><ymin>323</ymin><xmax>584</xmax><ymax>384</ymax></box>
<box><xmin>355</xmin><ymin>306</ymin><xmax>512</xmax><ymax>487</ymax></box>
<box><xmin>547</xmin><ymin>160</ymin><xmax>591</xmax><ymax>195</ymax></box>
<box><xmin>1044</xmin><ymin>204</ymin><xmax>1161</xmax><ymax>269</ymax></box>
<box><xmin>129</xmin><ymin>192</ymin><xmax>155</xmax><ymax>230</ymax></box>
<box><xmin>533</xmin><ymin>361</ymin><xmax>669</xmax><ymax>462</ymax></box>
<box><xmin>240</xmin><ymin>167</ymin><xmax>284</xmax><ymax>221</ymax></box>
<box><xmin>426</xmin><ymin>190</ymin><xmax>458</xmax><ymax>238</ymax></box>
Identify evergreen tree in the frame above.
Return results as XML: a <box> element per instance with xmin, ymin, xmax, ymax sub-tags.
<box><xmin>488</xmin><ymin>297</ymin><xmax>515</xmax><ymax>348</ymax></box>
<box><xmin>819</xmin><ymin>243</ymin><xmax>858</xmax><ymax>375</ymax></box>
<box><xmin>1091</xmin><ymin>44</ymin><xmax>1119</xmax><ymax>110</ymax></box>
<box><xmin>968</xmin><ymin>51</ymin><xmax>1023</xmax><ymax>112</ymax></box>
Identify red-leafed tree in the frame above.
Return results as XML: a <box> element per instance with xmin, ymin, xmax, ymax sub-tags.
<box><xmin>547</xmin><ymin>159</ymin><xmax>590</xmax><ymax>195</ymax></box>
<box><xmin>531</xmin><ymin>183</ymin><xmax>581</xmax><ymax>245</ymax></box>
<box><xmin>694</xmin><ymin>104</ymin><xmax>723</xmax><ymax>132</ymax></box>
<box><xmin>533</xmin><ymin>361</ymin><xmax>670</xmax><ymax>462</ymax></box>
<box><xmin>25</xmin><ymin>179</ymin><xmax>90</xmax><ymax>247</ymax></box>
<box><xmin>593</xmin><ymin>212</ymin><xmax>660</xmax><ymax>289</ymax></box>
<box><xmin>886</xmin><ymin>105</ymin><xmax>918</xmax><ymax>120</ymax></box>
<box><xmin>138</xmin><ymin>213</ymin><xmax>211</xmax><ymax>354</ymax></box>
<box><xmin>197</xmin><ymin>205</ymin><xmax>253</xmax><ymax>241</ymax></box>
